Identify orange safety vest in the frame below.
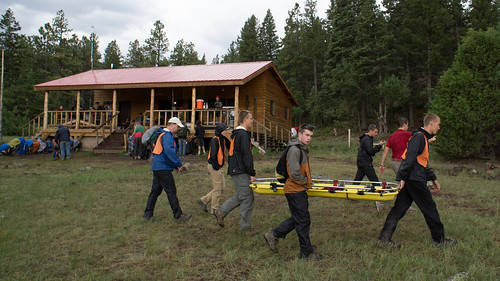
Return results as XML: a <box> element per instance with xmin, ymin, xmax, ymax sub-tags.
<box><xmin>228</xmin><ymin>133</ymin><xmax>251</xmax><ymax>157</ymax></box>
<box><xmin>152</xmin><ymin>132</ymin><xmax>176</xmax><ymax>155</ymax></box>
<box><xmin>401</xmin><ymin>132</ymin><xmax>429</xmax><ymax>167</ymax></box>
<box><xmin>208</xmin><ymin>136</ymin><xmax>224</xmax><ymax>165</ymax></box>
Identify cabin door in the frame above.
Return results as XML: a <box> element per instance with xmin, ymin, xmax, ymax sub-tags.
<box><xmin>118</xmin><ymin>101</ymin><xmax>131</xmax><ymax>128</ymax></box>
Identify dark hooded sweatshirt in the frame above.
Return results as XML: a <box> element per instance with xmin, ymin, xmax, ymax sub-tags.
<box><xmin>356</xmin><ymin>133</ymin><xmax>382</xmax><ymax>167</ymax></box>
<box><xmin>227</xmin><ymin>127</ymin><xmax>255</xmax><ymax>176</ymax></box>
<box><xmin>396</xmin><ymin>128</ymin><xmax>437</xmax><ymax>182</ymax></box>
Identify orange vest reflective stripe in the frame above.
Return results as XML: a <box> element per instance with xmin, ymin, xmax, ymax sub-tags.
<box><xmin>208</xmin><ymin>136</ymin><xmax>224</xmax><ymax>165</ymax></box>
<box><xmin>152</xmin><ymin>132</ymin><xmax>176</xmax><ymax>155</ymax></box>
<box><xmin>401</xmin><ymin>132</ymin><xmax>429</xmax><ymax>167</ymax></box>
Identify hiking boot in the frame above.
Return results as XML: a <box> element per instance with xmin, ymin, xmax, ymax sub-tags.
<box><xmin>433</xmin><ymin>238</ymin><xmax>457</xmax><ymax>248</ymax></box>
<box><xmin>175</xmin><ymin>213</ymin><xmax>192</xmax><ymax>223</ymax></box>
<box><xmin>214</xmin><ymin>207</ymin><xmax>224</xmax><ymax>228</ymax></box>
<box><xmin>263</xmin><ymin>232</ymin><xmax>279</xmax><ymax>253</ymax></box>
<box><xmin>143</xmin><ymin>214</ymin><xmax>153</xmax><ymax>221</ymax></box>
<box><xmin>196</xmin><ymin>199</ymin><xmax>208</xmax><ymax>213</ymax></box>
<box><xmin>377</xmin><ymin>239</ymin><xmax>401</xmax><ymax>250</ymax></box>
<box><xmin>300</xmin><ymin>252</ymin><xmax>322</xmax><ymax>261</ymax></box>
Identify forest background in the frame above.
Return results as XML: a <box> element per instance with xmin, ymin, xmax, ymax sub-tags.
<box><xmin>0</xmin><ymin>0</ymin><xmax>499</xmax><ymax>159</ymax></box>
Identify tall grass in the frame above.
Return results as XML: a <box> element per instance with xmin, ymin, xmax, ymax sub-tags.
<box><xmin>0</xmin><ymin>140</ymin><xmax>498</xmax><ymax>280</ymax></box>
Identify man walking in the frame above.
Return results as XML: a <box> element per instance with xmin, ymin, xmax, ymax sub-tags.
<box><xmin>214</xmin><ymin>110</ymin><xmax>256</xmax><ymax>233</ymax></box>
<box><xmin>263</xmin><ymin>124</ymin><xmax>321</xmax><ymax>260</ymax></box>
<box><xmin>197</xmin><ymin>123</ymin><xmax>231</xmax><ymax>214</ymax></box>
<box><xmin>55</xmin><ymin>124</ymin><xmax>71</xmax><ymax>160</ymax></box>
<box><xmin>377</xmin><ymin>114</ymin><xmax>457</xmax><ymax>249</ymax></box>
<box><xmin>143</xmin><ymin>117</ymin><xmax>192</xmax><ymax>223</ymax></box>
<box><xmin>379</xmin><ymin>117</ymin><xmax>412</xmax><ymax>175</ymax></box>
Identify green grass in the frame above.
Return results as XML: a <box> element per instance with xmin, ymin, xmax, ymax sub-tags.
<box><xmin>0</xmin><ymin>140</ymin><xmax>498</xmax><ymax>280</ymax></box>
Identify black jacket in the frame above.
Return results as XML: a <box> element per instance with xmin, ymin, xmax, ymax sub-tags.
<box><xmin>55</xmin><ymin>125</ymin><xmax>71</xmax><ymax>142</ymax></box>
<box><xmin>227</xmin><ymin>128</ymin><xmax>255</xmax><ymax>176</ymax></box>
<box><xmin>396</xmin><ymin>128</ymin><xmax>437</xmax><ymax>182</ymax></box>
<box><xmin>356</xmin><ymin>134</ymin><xmax>382</xmax><ymax>167</ymax></box>
<box><xmin>195</xmin><ymin>125</ymin><xmax>205</xmax><ymax>138</ymax></box>
<box><xmin>208</xmin><ymin>135</ymin><xmax>230</xmax><ymax>170</ymax></box>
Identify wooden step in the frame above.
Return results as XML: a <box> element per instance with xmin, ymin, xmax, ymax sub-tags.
<box><xmin>93</xmin><ymin>148</ymin><xmax>124</xmax><ymax>154</ymax></box>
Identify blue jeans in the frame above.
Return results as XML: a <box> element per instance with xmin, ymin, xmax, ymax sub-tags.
<box><xmin>178</xmin><ymin>138</ymin><xmax>187</xmax><ymax>156</ymax></box>
<box><xmin>60</xmin><ymin>141</ymin><xmax>71</xmax><ymax>159</ymax></box>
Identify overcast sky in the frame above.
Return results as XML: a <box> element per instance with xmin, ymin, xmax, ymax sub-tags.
<box><xmin>0</xmin><ymin>0</ymin><xmax>332</xmax><ymax>63</ymax></box>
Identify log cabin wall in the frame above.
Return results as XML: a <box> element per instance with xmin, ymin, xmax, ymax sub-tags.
<box><xmin>263</xmin><ymin>70</ymin><xmax>294</xmax><ymax>130</ymax></box>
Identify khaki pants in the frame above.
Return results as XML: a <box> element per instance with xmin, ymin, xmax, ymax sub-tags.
<box><xmin>200</xmin><ymin>164</ymin><xmax>226</xmax><ymax>213</ymax></box>
<box><xmin>391</xmin><ymin>160</ymin><xmax>402</xmax><ymax>174</ymax></box>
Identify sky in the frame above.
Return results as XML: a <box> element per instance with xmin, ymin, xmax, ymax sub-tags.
<box><xmin>0</xmin><ymin>0</ymin><xmax>332</xmax><ymax>63</ymax></box>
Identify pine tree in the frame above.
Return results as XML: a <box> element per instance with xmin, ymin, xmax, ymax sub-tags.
<box><xmin>103</xmin><ymin>40</ymin><xmax>123</xmax><ymax>69</ymax></box>
<box><xmin>126</xmin><ymin>39</ymin><xmax>146</xmax><ymax>68</ymax></box>
<box><xmin>468</xmin><ymin>0</ymin><xmax>500</xmax><ymax>31</ymax></box>
<box><xmin>169</xmin><ymin>39</ymin><xmax>205</xmax><ymax>65</ymax></box>
<box><xmin>258</xmin><ymin>9</ymin><xmax>281</xmax><ymax>61</ymax></box>
<box><xmin>144</xmin><ymin>20</ymin><xmax>169</xmax><ymax>66</ymax></box>
<box><xmin>238</xmin><ymin>15</ymin><xmax>263</xmax><ymax>62</ymax></box>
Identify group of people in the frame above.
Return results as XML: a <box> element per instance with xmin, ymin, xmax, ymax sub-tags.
<box><xmin>141</xmin><ymin>112</ymin><xmax>456</xmax><ymax>262</ymax></box>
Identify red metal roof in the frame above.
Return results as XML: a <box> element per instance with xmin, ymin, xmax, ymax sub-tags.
<box><xmin>35</xmin><ymin>61</ymin><xmax>278</xmax><ymax>89</ymax></box>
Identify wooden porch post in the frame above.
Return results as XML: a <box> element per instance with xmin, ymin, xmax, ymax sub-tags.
<box><xmin>76</xmin><ymin>91</ymin><xmax>81</xmax><ymax>129</ymax></box>
<box><xmin>112</xmin><ymin>90</ymin><xmax>117</xmax><ymax>130</ymax></box>
<box><xmin>149</xmin><ymin>88</ymin><xmax>154</xmax><ymax>128</ymax></box>
<box><xmin>191</xmin><ymin>87</ymin><xmax>196</xmax><ymax>132</ymax></box>
<box><xmin>43</xmin><ymin>91</ymin><xmax>48</xmax><ymax>129</ymax></box>
<box><xmin>234</xmin><ymin>86</ymin><xmax>240</xmax><ymax>128</ymax></box>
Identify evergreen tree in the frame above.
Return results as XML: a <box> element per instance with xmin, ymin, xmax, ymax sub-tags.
<box><xmin>431</xmin><ymin>26</ymin><xmax>500</xmax><ymax>159</ymax></box>
<box><xmin>222</xmin><ymin>40</ymin><xmax>239</xmax><ymax>63</ymax></box>
<box><xmin>169</xmin><ymin>39</ymin><xmax>206</xmax><ymax>65</ymax></box>
<box><xmin>258</xmin><ymin>9</ymin><xmax>281</xmax><ymax>61</ymax></box>
<box><xmin>0</xmin><ymin>8</ymin><xmax>22</xmax><ymax>86</ymax></box>
<box><xmin>103</xmin><ymin>40</ymin><xmax>123</xmax><ymax>69</ymax></box>
<box><xmin>144</xmin><ymin>20</ymin><xmax>169</xmax><ymax>66</ymax></box>
<box><xmin>468</xmin><ymin>0</ymin><xmax>500</xmax><ymax>31</ymax></box>
<box><xmin>126</xmin><ymin>39</ymin><xmax>146</xmax><ymax>68</ymax></box>
<box><xmin>239</xmin><ymin>15</ymin><xmax>263</xmax><ymax>62</ymax></box>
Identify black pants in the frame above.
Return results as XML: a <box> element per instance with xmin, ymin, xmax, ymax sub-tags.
<box><xmin>378</xmin><ymin>180</ymin><xmax>445</xmax><ymax>243</ymax></box>
<box><xmin>144</xmin><ymin>170</ymin><xmax>183</xmax><ymax>219</ymax></box>
<box><xmin>133</xmin><ymin>137</ymin><xmax>143</xmax><ymax>158</ymax></box>
<box><xmin>273</xmin><ymin>191</ymin><xmax>313</xmax><ymax>257</ymax></box>
<box><xmin>354</xmin><ymin>164</ymin><xmax>379</xmax><ymax>182</ymax></box>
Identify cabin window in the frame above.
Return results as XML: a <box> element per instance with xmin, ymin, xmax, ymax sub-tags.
<box><xmin>270</xmin><ymin>100</ymin><xmax>275</xmax><ymax>116</ymax></box>
<box><xmin>285</xmin><ymin>107</ymin><xmax>290</xmax><ymax>120</ymax></box>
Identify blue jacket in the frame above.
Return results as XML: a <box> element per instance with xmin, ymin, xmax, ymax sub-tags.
<box><xmin>152</xmin><ymin>129</ymin><xmax>183</xmax><ymax>171</ymax></box>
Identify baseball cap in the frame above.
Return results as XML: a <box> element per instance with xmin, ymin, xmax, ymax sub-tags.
<box><xmin>168</xmin><ymin>117</ymin><xmax>184</xmax><ymax>127</ymax></box>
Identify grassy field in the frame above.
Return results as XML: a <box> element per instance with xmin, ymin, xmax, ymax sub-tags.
<box><xmin>0</xmin><ymin>138</ymin><xmax>498</xmax><ymax>280</ymax></box>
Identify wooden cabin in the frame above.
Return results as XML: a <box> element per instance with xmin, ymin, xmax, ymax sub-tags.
<box><xmin>30</xmin><ymin>61</ymin><xmax>298</xmax><ymax>152</ymax></box>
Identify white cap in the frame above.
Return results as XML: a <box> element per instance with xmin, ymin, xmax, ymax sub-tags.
<box><xmin>168</xmin><ymin>117</ymin><xmax>184</xmax><ymax>127</ymax></box>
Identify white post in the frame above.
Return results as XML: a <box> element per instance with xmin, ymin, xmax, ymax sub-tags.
<box><xmin>348</xmin><ymin>129</ymin><xmax>351</xmax><ymax>148</ymax></box>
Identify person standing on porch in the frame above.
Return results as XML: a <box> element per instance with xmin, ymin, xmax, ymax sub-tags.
<box><xmin>214</xmin><ymin>110</ymin><xmax>257</xmax><ymax>234</ymax></box>
<box><xmin>143</xmin><ymin>117</ymin><xmax>192</xmax><ymax>223</ymax></box>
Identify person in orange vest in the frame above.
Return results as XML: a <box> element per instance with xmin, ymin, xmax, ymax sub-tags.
<box><xmin>143</xmin><ymin>117</ymin><xmax>192</xmax><ymax>223</ymax></box>
<box><xmin>377</xmin><ymin>114</ymin><xmax>457</xmax><ymax>249</ymax></box>
<box><xmin>214</xmin><ymin>110</ymin><xmax>256</xmax><ymax>234</ymax></box>
<box><xmin>196</xmin><ymin>123</ymin><xmax>231</xmax><ymax>214</ymax></box>
<box><xmin>263</xmin><ymin>124</ymin><xmax>322</xmax><ymax>261</ymax></box>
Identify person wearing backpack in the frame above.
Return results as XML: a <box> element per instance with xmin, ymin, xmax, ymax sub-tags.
<box><xmin>197</xmin><ymin>123</ymin><xmax>231</xmax><ymax>214</ymax></box>
<box><xmin>214</xmin><ymin>110</ymin><xmax>256</xmax><ymax>234</ymax></box>
<box><xmin>143</xmin><ymin>117</ymin><xmax>192</xmax><ymax>223</ymax></box>
<box><xmin>263</xmin><ymin>124</ymin><xmax>322</xmax><ymax>261</ymax></box>
<box><xmin>176</xmin><ymin>121</ymin><xmax>189</xmax><ymax>157</ymax></box>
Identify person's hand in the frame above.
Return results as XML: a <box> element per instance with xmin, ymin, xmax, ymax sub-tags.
<box><xmin>250</xmin><ymin>176</ymin><xmax>257</xmax><ymax>182</ymax></box>
<box><xmin>177</xmin><ymin>166</ymin><xmax>187</xmax><ymax>173</ymax></box>
<box><xmin>430</xmin><ymin>180</ymin><xmax>441</xmax><ymax>194</ymax></box>
<box><xmin>429</xmin><ymin>136</ymin><xmax>436</xmax><ymax>143</ymax></box>
<box><xmin>379</xmin><ymin>165</ymin><xmax>385</xmax><ymax>175</ymax></box>
<box><xmin>397</xmin><ymin>180</ymin><xmax>405</xmax><ymax>190</ymax></box>
<box><xmin>379</xmin><ymin>141</ymin><xmax>386</xmax><ymax>146</ymax></box>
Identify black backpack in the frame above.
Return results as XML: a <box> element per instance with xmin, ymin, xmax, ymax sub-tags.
<box><xmin>275</xmin><ymin>144</ymin><xmax>303</xmax><ymax>183</ymax></box>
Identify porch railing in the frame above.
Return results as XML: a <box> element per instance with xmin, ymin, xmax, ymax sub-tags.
<box><xmin>263</xmin><ymin>118</ymin><xmax>292</xmax><ymax>143</ymax></box>
<box><xmin>143</xmin><ymin>108</ymin><xmax>235</xmax><ymax>128</ymax></box>
<box><xmin>21</xmin><ymin>110</ymin><xmax>119</xmax><ymax>138</ymax></box>
<box><xmin>93</xmin><ymin>112</ymin><xmax>120</xmax><ymax>149</ymax></box>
